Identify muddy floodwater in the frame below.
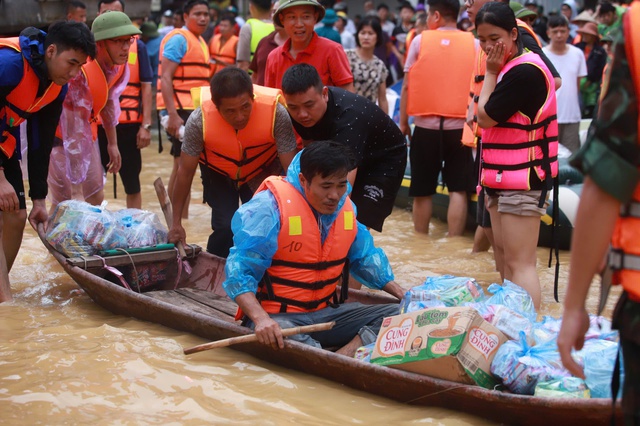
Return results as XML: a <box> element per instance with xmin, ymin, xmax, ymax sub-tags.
<box><xmin>0</xmin><ymin>143</ymin><xmax>618</xmax><ymax>425</ymax></box>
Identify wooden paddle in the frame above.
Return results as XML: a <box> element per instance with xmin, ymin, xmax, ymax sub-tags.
<box><xmin>183</xmin><ymin>321</ymin><xmax>336</xmax><ymax>355</ymax></box>
<box><xmin>153</xmin><ymin>177</ymin><xmax>187</xmax><ymax>259</ymax></box>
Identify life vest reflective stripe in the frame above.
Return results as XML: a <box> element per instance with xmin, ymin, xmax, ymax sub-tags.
<box><xmin>157</xmin><ymin>28</ymin><xmax>211</xmax><ymax>111</ymax></box>
<box><xmin>609</xmin><ymin>1</ymin><xmax>640</xmax><ymax>302</ymax></box>
<box><xmin>254</xmin><ymin>176</ymin><xmax>356</xmax><ymax>314</ymax></box>
<box><xmin>247</xmin><ymin>19</ymin><xmax>274</xmax><ymax>60</ymax></box>
<box><xmin>119</xmin><ymin>37</ymin><xmax>142</xmax><ymax>124</ymax></box>
<box><xmin>197</xmin><ymin>84</ymin><xmax>282</xmax><ymax>184</ymax></box>
<box><xmin>209</xmin><ymin>34</ymin><xmax>238</xmax><ymax>76</ymax></box>
<box><xmin>481</xmin><ymin>51</ymin><xmax>559</xmax><ymax>190</ymax></box>
<box><xmin>0</xmin><ymin>38</ymin><xmax>62</xmax><ymax>158</ymax></box>
<box><xmin>407</xmin><ymin>30</ymin><xmax>476</xmax><ymax>118</ymax></box>
<box><xmin>517</xmin><ymin>19</ymin><xmax>542</xmax><ymax>48</ymax></box>
<box><xmin>462</xmin><ymin>48</ymin><xmax>487</xmax><ymax>148</ymax></box>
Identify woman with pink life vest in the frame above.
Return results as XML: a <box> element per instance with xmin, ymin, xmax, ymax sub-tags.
<box><xmin>476</xmin><ymin>2</ymin><xmax>559</xmax><ymax>309</ymax></box>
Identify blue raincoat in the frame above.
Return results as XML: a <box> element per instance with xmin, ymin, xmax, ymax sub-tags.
<box><xmin>223</xmin><ymin>151</ymin><xmax>395</xmax><ymax>301</ymax></box>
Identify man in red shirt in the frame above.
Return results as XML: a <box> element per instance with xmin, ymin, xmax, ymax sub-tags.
<box><xmin>264</xmin><ymin>0</ymin><xmax>354</xmax><ymax>92</ymax></box>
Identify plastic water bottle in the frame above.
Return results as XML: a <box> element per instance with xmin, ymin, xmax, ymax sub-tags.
<box><xmin>160</xmin><ymin>115</ymin><xmax>185</xmax><ymax>141</ymax></box>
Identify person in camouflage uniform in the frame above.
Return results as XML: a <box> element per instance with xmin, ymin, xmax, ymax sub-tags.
<box><xmin>557</xmin><ymin>5</ymin><xmax>640</xmax><ymax>423</ymax></box>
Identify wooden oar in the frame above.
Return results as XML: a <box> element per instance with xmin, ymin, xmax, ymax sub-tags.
<box><xmin>153</xmin><ymin>177</ymin><xmax>187</xmax><ymax>259</ymax></box>
<box><xmin>183</xmin><ymin>321</ymin><xmax>335</xmax><ymax>355</ymax></box>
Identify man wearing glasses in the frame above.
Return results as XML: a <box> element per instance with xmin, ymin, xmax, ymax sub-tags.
<box><xmin>48</xmin><ymin>11</ymin><xmax>141</xmax><ymax>209</ymax></box>
<box><xmin>96</xmin><ymin>0</ymin><xmax>154</xmax><ymax>209</ymax></box>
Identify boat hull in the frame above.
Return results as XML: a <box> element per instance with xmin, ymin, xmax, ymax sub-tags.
<box><xmin>38</xmin><ymin>229</ymin><xmax>622</xmax><ymax>425</ymax></box>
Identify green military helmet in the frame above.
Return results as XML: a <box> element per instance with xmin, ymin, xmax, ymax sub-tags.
<box><xmin>92</xmin><ymin>10</ymin><xmax>142</xmax><ymax>41</ymax></box>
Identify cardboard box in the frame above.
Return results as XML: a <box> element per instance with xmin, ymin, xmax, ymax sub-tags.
<box><xmin>370</xmin><ymin>307</ymin><xmax>508</xmax><ymax>389</ymax></box>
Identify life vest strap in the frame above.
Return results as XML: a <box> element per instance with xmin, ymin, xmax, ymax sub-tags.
<box><xmin>257</xmin><ymin>292</ymin><xmax>335</xmax><ymax>311</ymax></box>
<box><xmin>270</xmin><ymin>256</ymin><xmax>347</xmax><ymax>270</ymax></box>
<box><xmin>268</xmin><ymin>273</ymin><xmax>342</xmax><ymax>290</ymax></box>
<box><xmin>481</xmin><ymin>136</ymin><xmax>559</xmax><ymax>150</ymax></box>
<box><xmin>609</xmin><ymin>249</ymin><xmax>640</xmax><ymax>272</ymax></box>
<box><xmin>474</xmin><ymin>75</ymin><xmax>484</xmax><ymax>83</ymax></box>
<box><xmin>620</xmin><ymin>201</ymin><xmax>640</xmax><ymax>218</ymax></box>
<box><xmin>482</xmin><ymin>156</ymin><xmax>558</xmax><ymax>171</ymax></box>
<box><xmin>179</xmin><ymin>62</ymin><xmax>211</xmax><ymax>68</ymax></box>
<box><xmin>495</xmin><ymin>114</ymin><xmax>557</xmax><ymax>131</ymax></box>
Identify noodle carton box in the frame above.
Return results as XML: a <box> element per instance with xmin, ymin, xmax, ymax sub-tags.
<box><xmin>370</xmin><ymin>307</ymin><xmax>508</xmax><ymax>389</ymax></box>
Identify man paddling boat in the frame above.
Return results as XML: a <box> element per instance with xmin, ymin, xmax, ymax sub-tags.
<box><xmin>223</xmin><ymin>141</ymin><xmax>404</xmax><ymax>357</ymax></box>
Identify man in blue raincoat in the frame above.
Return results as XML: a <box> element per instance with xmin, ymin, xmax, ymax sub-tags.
<box><xmin>223</xmin><ymin>141</ymin><xmax>405</xmax><ymax>356</ymax></box>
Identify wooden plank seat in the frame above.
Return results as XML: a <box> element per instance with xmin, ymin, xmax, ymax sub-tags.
<box><xmin>145</xmin><ymin>288</ymin><xmax>237</xmax><ymax>322</ymax></box>
<box><xmin>66</xmin><ymin>244</ymin><xmax>202</xmax><ymax>270</ymax></box>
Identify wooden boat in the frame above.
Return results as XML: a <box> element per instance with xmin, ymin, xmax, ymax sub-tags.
<box><xmin>38</xmin><ymin>227</ymin><xmax>622</xmax><ymax>425</ymax></box>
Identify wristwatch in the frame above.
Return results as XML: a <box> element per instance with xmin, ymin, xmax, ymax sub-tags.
<box><xmin>142</xmin><ymin>123</ymin><xmax>152</xmax><ymax>131</ymax></box>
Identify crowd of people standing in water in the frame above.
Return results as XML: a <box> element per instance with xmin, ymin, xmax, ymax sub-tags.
<box><xmin>1</xmin><ymin>0</ymin><xmax>640</xmax><ymax>421</ymax></box>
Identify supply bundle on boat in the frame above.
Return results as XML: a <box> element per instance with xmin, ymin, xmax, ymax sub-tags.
<box><xmin>360</xmin><ymin>274</ymin><xmax>624</xmax><ymax>400</ymax></box>
<box><xmin>46</xmin><ymin>200</ymin><xmax>168</xmax><ymax>257</ymax></box>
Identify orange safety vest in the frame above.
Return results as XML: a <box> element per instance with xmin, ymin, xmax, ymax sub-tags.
<box><xmin>406</xmin><ymin>30</ymin><xmax>476</xmax><ymax>118</ymax></box>
<box><xmin>481</xmin><ymin>52</ymin><xmax>558</xmax><ymax>190</ymax></box>
<box><xmin>197</xmin><ymin>84</ymin><xmax>282</xmax><ymax>184</ymax></box>
<box><xmin>609</xmin><ymin>1</ymin><xmax>640</xmax><ymax>301</ymax></box>
<box><xmin>405</xmin><ymin>28</ymin><xmax>417</xmax><ymax>53</ymax></box>
<box><xmin>517</xmin><ymin>19</ymin><xmax>542</xmax><ymax>48</ymax></box>
<box><xmin>118</xmin><ymin>37</ymin><xmax>142</xmax><ymax>124</ymax></box>
<box><xmin>209</xmin><ymin>34</ymin><xmax>238</xmax><ymax>76</ymax></box>
<box><xmin>0</xmin><ymin>38</ymin><xmax>62</xmax><ymax>158</ymax></box>
<box><xmin>461</xmin><ymin>48</ymin><xmax>487</xmax><ymax>148</ymax></box>
<box><xmin>253</xmin><ymin>176</ymin><xmax>356</xmax><ymax>314</ymax></box>
<box><xmin>157</xmin><ymin>28</ymin><xmax>211</xmax><ymax>111</ymax></box>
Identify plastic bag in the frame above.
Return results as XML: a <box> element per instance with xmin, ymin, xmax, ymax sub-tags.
<box><xmin>491</xmin><ymin>332</ymin><xmax>569</xmax><ymax>395</ymax></box>
<box><xmin>114</xmin><ymin>209</ymin><xmax>168</xmax><ymax>249</ymax></box>
<box><xmin>46</xmin><ymin>200</ymin><xmax>118</xmax><ymax>257</ymax></box>
<box><xmin>580</xmin><ymin>339</ymin><xmax>623</xmax><ymax>398</ymax></box>
<box><xmin>354</xmin><ymin>343</ymin><xmax>375</xmax><ymax>363</ymax></box>
<box><xmin>534</xmin><ymin>377</ymin><xmax>590</xmax><ymax>399</ymax></box>
<box><xmin>485</xmin><ymin>280</ymin><xmax>537</xmax><ymax>322</ymax></box>
<box><xmin>532</xmin><ymin>315</ymin><xmax>619</xmax><ymax>345</ymax></box>
<box><xmin>46</xmin><ymin>201</ymin><xmax>168</xmax><ymax>257</ymax></box>
<box><xmin>489</xmin><ymin>305</ymin><xmax>534</xmax><ymax>343</ymax></box>
<box><xmin>401</xmin><ymin>275</ymin><xmax>485</xmax><ymax>313</ymax></box>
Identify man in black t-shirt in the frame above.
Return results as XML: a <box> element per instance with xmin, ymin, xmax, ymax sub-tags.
<box><xmin>281</xmin><ymin>64</ymin><xmax>407</xmax><ymax>232</ymax></box>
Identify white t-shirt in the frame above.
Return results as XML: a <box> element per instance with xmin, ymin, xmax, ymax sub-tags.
<box><xmin>542</xmin><ymin>44</ymin><xmax>587</xmax><ymax>123</ymax></box>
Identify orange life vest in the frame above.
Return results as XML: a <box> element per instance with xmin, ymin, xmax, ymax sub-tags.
<box><xmin>253</xmin><ymin>176</ymin><xmax>357</xmax><ymax>314</ymax></box>
<box><xmin>118</xmin><ymin>37</ymin><xmax>142</xmax><ymax>124</ymax></box>
<box><xmin>461</xmin><ymin>48</ymin><xmax>487</xmax><ymax>148</ymax></box>
<box><xmin>481</xmin><ymin>52</ymin><xmax>558</xmax><ymax>191</ymax></box>
<box><xmin>609</xmin><ymin>1</ymin><xmax>640</xmax><ymax>302</ymax></box>
<box><xmin>196</xmin><ymin>84</ymin><xmax>282</xmax><ymax>184</ymax></box>
<box><xmin>0</xmin><ymin>38</ymin><xmax>62</xmax><ymax>158</ymax></box>
<box><xmin>406</xmin><ymin>29</ymin><xmax>476</xmax><ymax>118</ymax></box>
<box><xmin>405</xmin><ymin>28</ymin><xmax>417</xmax><ymax>53</ymax></box>
<box><xmin>157</xmin><ymin>28</ymin><xmax>211</xmax><ymax>111</ymax></box>
<box><xmin>209</xmin><ymin>34</ymin><xmax>238</xmax><ymax>76</ymax></box>
<box><xmin>517</xmin><ymin>19</ymin><xmax>542</xmax><ymax>48</ymax></box>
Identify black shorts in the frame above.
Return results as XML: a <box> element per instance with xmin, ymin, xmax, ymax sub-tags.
<box><xmin>409</xmin><ymin>126</ymin><xmax>474</xmax><ymax>197</ymax></box>
<box><xmin>167</xmin><ymin>110</ymin><xmax>193</xmax><ymax>158</ymax></box>
<box><xmin>98</xmin><ymin>123</ymin><xmax>142</xmax><ymax>195</ymax></box>
<box><xmin>1</xmin><ymin>153</ymin><xmax>26</xmax><ymax>210</ymax></box>
<box><xmin>351</xmin><ymin>153</ymin><xmax>406</xmax><ymax>232</ymax></box>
